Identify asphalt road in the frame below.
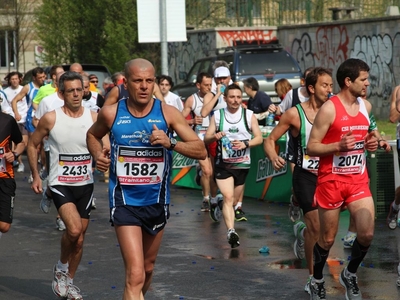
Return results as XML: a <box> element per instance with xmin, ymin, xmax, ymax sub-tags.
<box><xmin>1</xmin><ymin>157</ymin><xmax>400</xmax><ymax>299</ymax></box>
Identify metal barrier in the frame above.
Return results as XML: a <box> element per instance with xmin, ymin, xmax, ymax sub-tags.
<box><xmin>186</xmin><ymin>0</ymin><xmax>400</xmax><ymax>28</ymax></box>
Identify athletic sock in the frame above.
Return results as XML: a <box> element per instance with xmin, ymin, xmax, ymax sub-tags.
<box><xmin>234</xmin><ymin>202</ymin><xmax>242</xmax><ymax>210</ymax></box>
<box><xmin>313</xmin><ymin>243</ymin><xmax>329</xmax><ymax>280</ymax></box>
<box><xmin>57</xmin><ymin>260</ymin><xmax>69</xmax><ymax>273</ymax></box>
<box><xmin>347</xmin><ymin>238</ymin><xmax>369</xmax><ymax>273</ymax></box>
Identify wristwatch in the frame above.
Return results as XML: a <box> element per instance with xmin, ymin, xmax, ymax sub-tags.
<box><xmin>13</xmin><ymin>152</ymin><xmax>19</xmax><ymax>160</ymax></box>
<box><xmin>168</xmin><ymin>137</ymin><xmax>177</xmax><ymax>150</ymax></box>
<box><xmin>244</xmin><ymin>140</ymin><xmax>249</xmax><ymax>149</ymax></box>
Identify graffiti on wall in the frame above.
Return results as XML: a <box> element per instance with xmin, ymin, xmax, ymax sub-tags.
<box><xmin>290</xmin><ymin>26</ymin><xmax>400</xmax><ymax>103</ymax></box>
<box><xmin>291</xmin><ymin>25</ymin><xmax>349</xmax><ymax>76</ymax></box>
<box><xmin>350</xmin><ymin>34</ymin><xmax>395</xmax><ymax>99</ymax></box>
<box><xmin>217</xmin><ymin>30</ymin><xmax>277</xmax><ymax>47</ymax></box>
<box><xmin>168</xmin><ymin>31</ymin><xmax>216</xmax><ymax>85</ymax></box>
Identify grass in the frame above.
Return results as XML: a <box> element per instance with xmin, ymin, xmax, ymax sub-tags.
<box><xmin>376</xmin><ymin>119</ymin><xmax>396</xmax><ymax>141</ymax></box>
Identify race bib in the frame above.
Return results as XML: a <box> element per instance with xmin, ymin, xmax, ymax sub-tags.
<box><xmin>332</xmin><ymin>141</ymin><xmax>365</xmax><ymax>174</ymax></box>
<box><xmin>302</xmin><ymin>148</ymin><xmax>319</xmax><ymax>174</ymax></box>
<box><xmin>116</xmin><ymin>146</ymin><xmax>164</xmax><ymax>185</ymax></box>
<box><xmin>0</xmin><ymin>147</ymin><xmax>6</xmax><ymax>172</ymax></box>
<box><xmin>196</xmin><ymin>126</ymin><xmax>207</xmax><ymax>141</ymax></box>
<box><xmin>58</xmin><ymin>153</ymin><xmax>92</xmax><ymax>183</ymax></box>
<box><xmin>222</xmin><ymin>144</ymin><xmax>250</xmax><ymax>164</ymax></box>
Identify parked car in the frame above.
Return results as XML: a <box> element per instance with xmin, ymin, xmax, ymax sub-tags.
<box><xmin>22</xmin><ymin>64</ymin><xmax>111</xmax><ymax>88</ymax></box>
<box><xmin>172</xmin><ymin>41</ymin><xmax>302</xmax><ymax>103</ymax></box>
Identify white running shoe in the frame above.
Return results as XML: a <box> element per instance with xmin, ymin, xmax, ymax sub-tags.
<box><xmin>56</xmin><ymin>217</ymin><xmax>66</xmax><ymax>231</ymax></box>
<box><xmin>52</xmin><ymin>265</ymin><xmax>68</xmax><ymax>298</ymax></box>
<box><xmin>28</xmin><ymin>173</ymin><xmax>33</xmax><ymax>183</ymax></box>
<box><xmin>66</xmin><ymin>284</ymin><xmax>83</xmax><ymax>300</ymax></box>
<box><xmin>288</xmin><ymin>194</ymin><xmax>301</xmax><ymax>222</ymax></box>
<box><xmin>17</xmin><ymin>163</ymin><xmax>24</xmax><ymax>173</ymax></box>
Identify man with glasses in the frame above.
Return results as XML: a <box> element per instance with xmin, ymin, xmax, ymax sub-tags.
<box><xmin>27</xmin><ymin>71</ymin><xmax>107</xmax><ymax>300</ymax></box>
<box><xmin>88</xmin><ymin>74</ymin><xmax>102</xmax><ymax>95</ymax></box>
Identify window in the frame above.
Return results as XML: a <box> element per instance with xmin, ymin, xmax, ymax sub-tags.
<box><xmin>237</xmin><ymin>51</ymin><xmax>300</xmax><ymax>75</ymax></box>
<box><xmin>0</xmin><ymin>30</ymin><xmax>16</xmax><ymax>68</ymax></box>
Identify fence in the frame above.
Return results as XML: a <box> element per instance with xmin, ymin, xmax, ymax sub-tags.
<box><xmin>186</xmin><ymin>0</ymin><xmax>400</xmax><ymax>28</ymax></box>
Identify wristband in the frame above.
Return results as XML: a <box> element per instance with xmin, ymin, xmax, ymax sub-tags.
<box><xmin>13</xmin><ymin>152</ymin><xmax>19</xmax><ymax>160</ymax></box>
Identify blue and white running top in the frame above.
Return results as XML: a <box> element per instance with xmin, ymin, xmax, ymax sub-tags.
<box><xmin>25</xmin><ymin>82</ymin><xmax>40</xmax><ymax>133</ymax></box>
<box><xmin>109</xmin><ymin>99</ymin><xmax>172</xmax><ymax>207</ymax></box>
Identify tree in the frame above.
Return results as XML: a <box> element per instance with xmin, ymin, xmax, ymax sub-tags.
<box><xmin>34</xmin><ymin>0</ymin><xmax>161</xmax><ymax>74</ymax></box>
<box><xmin>35</xmin><ymin>0</ymin><xmax>105</xmax><ymax>65</ymax></box>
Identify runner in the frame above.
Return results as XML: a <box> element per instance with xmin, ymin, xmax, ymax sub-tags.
<box><xmin>204</xmin><ymin>83</ymin><xmax>262</xmax><ymax>247</ymax></box>
<box><xmin>27</xmin><ymin>71</ymin><xmax>106</xmax><ymax>300</ymax></box>
<box><xmin>86</xmin><ymin>58</ymin><xmax>206</xmax><ymax>299</ymax></box>
<box><xmin>307</xmin><ymin>58</ymin><xmax>377</xmax><ymax>300</ymax></box>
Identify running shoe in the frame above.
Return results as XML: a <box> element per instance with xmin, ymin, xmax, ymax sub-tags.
<box><xmin>28</xmin><ymin>172</ymin><xmax>33</xmax><ymax>183</ymax></box>
<box><xmin>387</xmin><ymin>201</ymin><xmax>399</xmax><ymax>230</ymax></box>
<box><xmin>339</xmin><ymin>268</ymin><xmax>361</xmax><ymax>300</ymax></box>
<box><xmin>288</xmin><ymin>194</ymin><xmax>301</xmax><ymax>222</ymax></box>
<box><xmin>56</xmin><ymin>217</ymin><xmax>66</xmax><ymax>231</ymax></box>
<box><xmin>209</xmin><ymin>201</ymin><xmax>221</xmax><ymax>222</ymax></box>
<box><xmin>40</xmin><ymin>189</ymin><xmax>51</xmax><ymax>214</ymax></box>
<box><xmin>227</xmin><ymin>228</ymin><xmax>240</xmax><ymax>248</ymax></box>
<box><xmin>343</xmin><ymin>233</ymin><xmax>357</xmax><ymax>249</ymax></box>
<box><xmin>293</xmin><ymin>221</ymin><xmax>306</xmax><ymax>260</ymax></box>
<box><xmin>201</xmin><ymin>200</ymin><xmax>210</xmax><ymax>212</ymax></box>
<box><xmin>304</xmin><ymin>276</ymin><xmax>311</xmax><ymax>294</ymax></box>
<box><xmin>91</xmin><ymin>197</ymin><xmax>97</xmax><ymax>209</ymax></box>
<box><xmin>66</xmin><ymin>284</ymin><xmax>83</xmax><ymax>300</ymax></box>
<box><xmin>310</xmin><ymin>279</ymin><xmax>326</xmax><ymax>300</ymax></box>
<box><xmin>52</xmin><ymin>265</ymin><xmax>68</xmax><ymax>298</ymax></box>
<box><xmin>235</xmin><ymin>207</ymin><xmax>247</xmax><ymax>222</ymax></box>
<box><xmin>17</xmin><ymin>162</ymin><xmax>24</xmax><ymax>173</ymax></box>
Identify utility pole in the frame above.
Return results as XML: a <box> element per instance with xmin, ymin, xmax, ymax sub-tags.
<box><xmin>160</xmin><ymin>0</ymin><xmax>168</xmax><ymax>75</ymax></box>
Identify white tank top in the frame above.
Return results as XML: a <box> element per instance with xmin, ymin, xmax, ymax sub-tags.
<box><xmin>191</xmin><ymin>92</ymin><xmax>209</xmax><ymax>127</ymax></box>
<box><xmin>4</xmin><ymin>86</ymin><xmax>27</xmax><ymax>123</ymax></box>
<box><xmin>48</xmin><ymin>107</ymin><xmax>94</xmax><ymax>186</ymax></box>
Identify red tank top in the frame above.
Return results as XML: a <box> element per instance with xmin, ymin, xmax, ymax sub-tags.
<box><xmin>318</xmin><ymin>96</ymin><xmax>370</xmax><ymax>184</ymax></box>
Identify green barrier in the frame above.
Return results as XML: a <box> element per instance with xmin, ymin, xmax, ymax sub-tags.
<box><xmin>171</xmin><ymin>133</ymin><xmax>292</xmax><ymax>202</ymax></box>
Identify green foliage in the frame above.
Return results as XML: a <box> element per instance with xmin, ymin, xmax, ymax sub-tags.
<box><xmin>34</xmin><ymin>0</ymin><xmax>161</xmax><ymax>74</ymax></box>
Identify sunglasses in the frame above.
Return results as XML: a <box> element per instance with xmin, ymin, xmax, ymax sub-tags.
<box><xmin>90</xmin><ymin>80</ymin><xmax>98</xmax><ymax>83</ymax></box>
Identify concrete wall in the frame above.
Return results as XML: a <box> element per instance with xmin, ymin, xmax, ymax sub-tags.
<box><xmin>169</xmin><ymin>16</ymin><xmax>400</xmax><ymax>119</ymax></box>
<box><xmin>279</xmin><ymin>15</ymin><xmax>400</xmax><ymax>119</ymax></box>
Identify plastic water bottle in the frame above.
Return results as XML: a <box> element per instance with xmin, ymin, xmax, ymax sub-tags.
<box><xmin>266</xmin><ymin>113</ymin><xmax>275</xmax><ymax>126</ymax></box>
<box><xmin>328</xmin><ymin>92</ymin><xmax>333</xmax><ymax>99</ymax></box>
<box><xmin>195</xmin><ymin>125</ymin><xmax>202</xmax><ymax>134</ymax></box>
<box><xmin>221</xmin><ymin>136</ymin><xmax>234</xmax><ymax>155</ymax></box>
<box><xmin>220</xmin><ymin>84</ymin><xmax>226</xmax><ymax>93</ymax></box>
